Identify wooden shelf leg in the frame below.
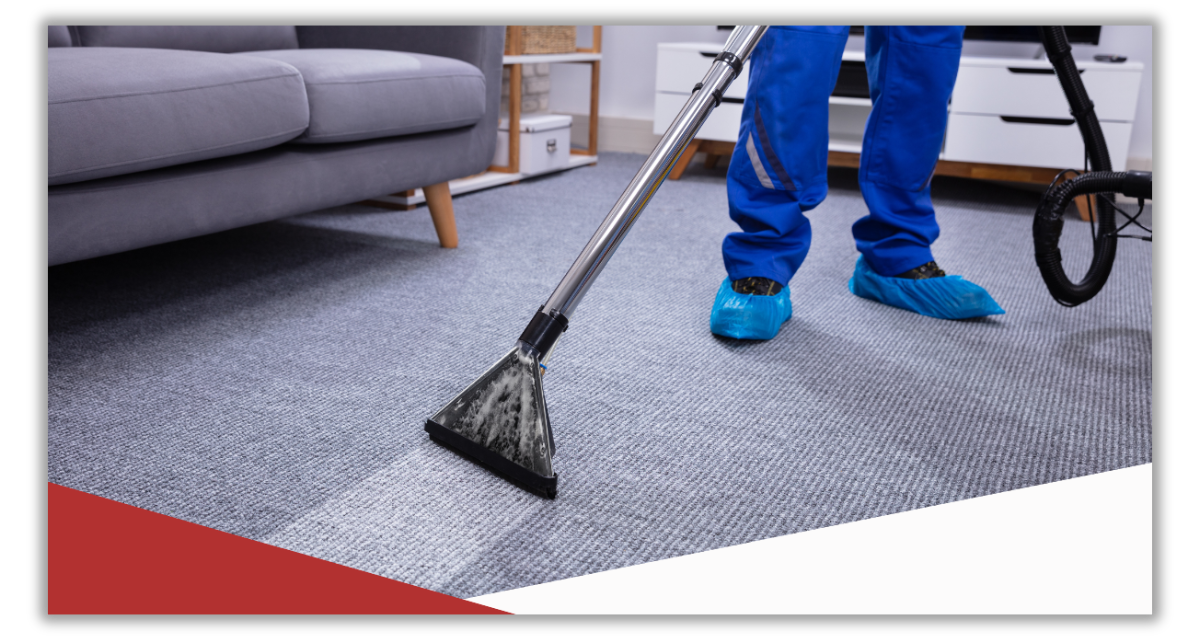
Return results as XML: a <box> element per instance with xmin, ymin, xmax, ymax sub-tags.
<box><xmin>508</xmin><ymin>64</ymin><xmax>522</xmax><ymax>173</ymax></box>
<box><xmin>424</xmin><ymin>182</ymin><xmax>458</xmax><ymax>248</ymax></box>
<box><xmin>669</xmin><ymin>139</ymin><xmax>703</xmax><ymax>180</ymax></box>
<box><xmin>489</xmin><ymin>64</ymin><xmax>523</xmax><ymax>174</ymax></box>
<box><xmin>588</xmin><ymin>60</ymin><xmax>600</xmax><ymax>156</ymax></box>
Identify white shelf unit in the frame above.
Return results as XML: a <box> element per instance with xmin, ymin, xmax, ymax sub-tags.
<box><xmin>503</xmin><ymin>52</ymin><xmax>601</xmax><ymax>64</ymax></box>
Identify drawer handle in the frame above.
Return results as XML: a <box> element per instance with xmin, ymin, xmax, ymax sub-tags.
<box><xmin>1000</xmin><ymin>115</ymin><xmax>1076</xmax><ymax>126</ymax></box>
<box><xmin>1006</xmin><ymin>67</ymin><xmax>1085</xmax><ymax>75</ymax></box>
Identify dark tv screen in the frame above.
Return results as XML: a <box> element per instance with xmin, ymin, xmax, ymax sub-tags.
<box><xmin>963</xmin><ymin>26</ymin><xmax>1101</xmax><ymax>44</ymax></box>
<box><xmin>843</xmin><ymin>26</ymin><xmax>1102</xmax><ymax>45</ymax></box>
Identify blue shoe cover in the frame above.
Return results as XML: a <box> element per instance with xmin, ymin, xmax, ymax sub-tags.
<box><xmin>848</xmin><ymin>256</ymin><xmax>1005</xmax><ymax>320</ymax></box>
<box><xmin>710</xmin><ymin>277</ymin><xmax>793</xmax><ymax>340</ymax></box>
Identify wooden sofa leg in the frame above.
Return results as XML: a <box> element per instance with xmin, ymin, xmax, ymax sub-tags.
<box><xmin>423</xmin><ymin>182</ymin><xmax>458</xmax><ymax>248</ymax></box>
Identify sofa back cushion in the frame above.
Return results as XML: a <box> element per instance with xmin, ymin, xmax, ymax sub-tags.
<box><xmin>49</xmin><ymin>26</ymin><xmax>72</xmax><ymax>47</ymax></box>
<box><xmin>235</xmin><ymin>49</ymin><xmax>486</xmax><ymax>144</ymax></box>
<box><xmin>71</xmin><ymin>26</ymin><xmax>299</xmax><ymax>52</ymax></box>
<box><xmin>49</xmin><ymin>47</ymin><xmax>310</xmax><ymax>186</ymax></box>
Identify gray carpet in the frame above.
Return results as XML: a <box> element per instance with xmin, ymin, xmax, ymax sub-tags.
<box><xmin>48</xmin><ymin>152</ymin><xmax>1152</xmax><ymax>599</ymax></box>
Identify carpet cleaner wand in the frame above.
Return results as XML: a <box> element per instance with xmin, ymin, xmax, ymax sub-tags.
<box><xmin>424</xmin><ymin>25</ymin><xmax>767</xmax><ymax>498</ymax></box>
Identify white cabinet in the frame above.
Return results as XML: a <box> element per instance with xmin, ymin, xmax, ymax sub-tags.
<box><xmin>653</xmin><ymin>92</ymin><xmax>744</xmax><ymax>143</ymax></box>
<box><xmin>943</xmin><ymin>114</ymin><xmax>1133</xmax><ymax>170</ymax></box>
<box><xmin>944</xmin><ymin>57</ymin><xmax>1143</xmax><ymax>171</ymax></box>
<box><xmin>653</xmin><ymin>43</ymin><xmax>870</xmax><ymax>149</ymax></box>
<box><xmin>653</xmin><ymin>42</ymin><xmax>1144</xmax><ymax>174</ymax></box>
<box><xmin>653</xmin><ymin>42</ymin><xmax>745</xmax><ymax>144</ymax></box>
<box><xmin>949</xmin><ymin>59</ymin><xmax>1142</xmax><ymax>121</ymax></box>
<box><xmin>655</xmin><ymin>42</ymin><xmax>750</xmax><ymax>100</ymax></box>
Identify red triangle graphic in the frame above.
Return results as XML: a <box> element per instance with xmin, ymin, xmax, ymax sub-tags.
<box><xmin>48</xmin><ymin>483</ymin><xmax>508</xmax><ymax>614</ymax></box>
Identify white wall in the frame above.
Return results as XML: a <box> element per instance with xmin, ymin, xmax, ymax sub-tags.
<box><xmin>549</xmin><ymin>25</ymin><xmax>1153</xmax><ymax>165</ymax></box>
<box><xmin>549</xmin><ymin>26</ymin><xmax>726</xmax><ymax>119</ymax></box>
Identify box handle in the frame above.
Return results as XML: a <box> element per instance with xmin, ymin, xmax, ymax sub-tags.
<box><xmin>547</xmin><ymin>138</ymin><xmax>557</xmax><ymax>152</ymax></box>
<box><xmin>1000</xmin><ymin>115</ymin><xmax>1076</xmax><ymax>126</ymax></box>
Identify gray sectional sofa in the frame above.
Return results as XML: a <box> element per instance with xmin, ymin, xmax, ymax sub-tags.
<box><xmin>48</xmin><ymin>25</ymin><xmax>504</xmax><ymax>265</ymax></box>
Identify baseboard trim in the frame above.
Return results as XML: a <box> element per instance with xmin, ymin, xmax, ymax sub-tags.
<box><xmin>1125</xmin><ymin>156</ymin><xmax>1152</xmax><ymax>172</ymax></box>
<box><xmin>561</xmin><ymin>114</ymin><xmax>662</xmax><ymax>155</ymax></box>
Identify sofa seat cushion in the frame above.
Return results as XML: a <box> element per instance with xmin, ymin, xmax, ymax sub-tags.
<box><xmin>234</xmin><ymin>49</ymin><xmax>486</xmax><ymax>144</ymax></box>
<box><xmin>49</xmin><ymin>47</ymin><xmax>310</xmax><ymax>186</ymax></box>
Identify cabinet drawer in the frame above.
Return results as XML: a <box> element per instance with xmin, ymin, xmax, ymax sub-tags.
<box><xmin>951</xmin><ymin>63</ymin><xmax>1142</xmax><ymax>122</ymax></box>
<box><xmin>653</xmin><ymin>91</ymin><xmax>743</xmax><ymax>142</ymax></box>
<box><xmin>943</xmin><ymin>113</ymin><xmax>1131</xmax><ymax>171</ymax></box>
<box><xmin>656</xmin><ymin>43</ymin><xmax>749</xmax><ymax>99</ymax></box>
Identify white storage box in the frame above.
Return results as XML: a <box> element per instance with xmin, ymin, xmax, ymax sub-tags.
<box><xmin>494</xmin><ymin>114</ymin><xmax>572</xmax><ymax>174</ymax></box>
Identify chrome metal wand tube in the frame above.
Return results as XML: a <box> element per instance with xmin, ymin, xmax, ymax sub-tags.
<box><xmin>540</xmin><ymin>25</ymin><xmax>767</xmax><ymax>320</ymax></box>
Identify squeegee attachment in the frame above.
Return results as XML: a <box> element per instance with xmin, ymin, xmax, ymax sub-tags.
<box><xmin>425</xmin><ymin>343</ymin><xmax>557</xmax><ymax>498</ymax></box>
<box><xmin>425</xmin><ymin>25</ymin><xmax>767</xmax><ymax>498</ymax></box>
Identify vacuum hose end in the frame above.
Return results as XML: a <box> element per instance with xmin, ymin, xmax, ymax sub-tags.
<box><xmin>1122</xmin><ymin>171</ymin><xmax>1153</xmax><ymax>200</ymax></box>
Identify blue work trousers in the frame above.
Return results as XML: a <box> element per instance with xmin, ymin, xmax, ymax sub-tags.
<box><xmin>723</xmin><ymin>26</ymin><xmax>966</xmax><ymax>281</ymax></box>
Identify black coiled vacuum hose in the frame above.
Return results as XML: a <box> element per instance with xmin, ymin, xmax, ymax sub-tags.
<box><xmin>1033</xmin><ymin>171</ymin><xmax>1139</xmax><ymax>305</ymax></box>
<box><xmin>1033</xmin><ymin>26</ymin><xmax>1118</xmax><ymax>306</ymax></box>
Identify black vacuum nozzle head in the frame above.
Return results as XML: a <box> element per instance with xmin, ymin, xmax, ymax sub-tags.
<box><xmin>425</xmin><ymin>344</ymin><xmax>557</xmax><ymax>498</ymax></box>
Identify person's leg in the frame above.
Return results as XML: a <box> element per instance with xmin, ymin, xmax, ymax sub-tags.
<box><xmin>848</xmin><ymin>26</ymin><xmax>1003</xmax><ymax>319</ymax></box>
<box><xmin>722</xmin><ymin>25</ymin><xmax>850</xmax><ymax>285</ymax></box>
<box><xmin>713</xmin><ymin>26</ymin><xmax>849</xmax><ymax>339</ymax></box>
<box><xmin>854</xmin><ymin>25</ymin><xmax>963</xmax><ymax>277</ymax></box>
